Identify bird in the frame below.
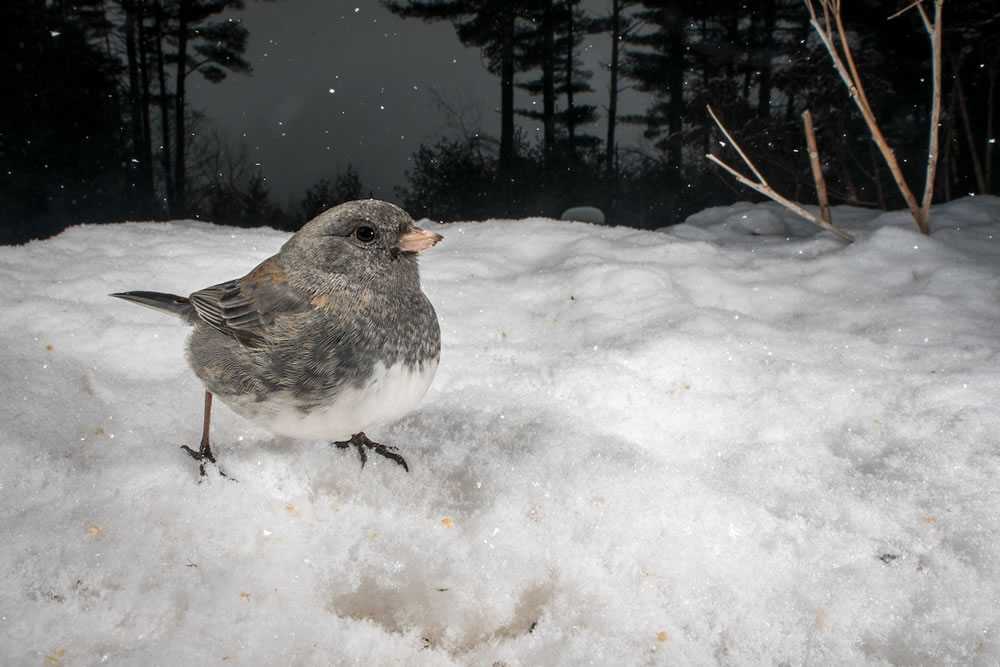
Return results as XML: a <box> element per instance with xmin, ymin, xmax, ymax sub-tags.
<box><xmin>111</xmin><ymin>199</ymin><xmax>442</xmax><ymax>476</ymax></box>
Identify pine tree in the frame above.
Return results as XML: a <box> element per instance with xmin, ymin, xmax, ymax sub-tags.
<box><xmin>624</xmin><ymin>3</ymin><xmax>690</xmax><ymax>179</ymax></box>
<box><xmin>603</xmin><ymin>0</ymin><xmax>641</xmax><ymax>181</ymax></box>
<box><xmin>0</xmin><ymin>0</ymin><xmax>128</xmax><ymax>242</ymax></box>
<box><xmin>944</xmin><ymin>0</ymin><xmax>1000</xmax><ymax>194</ymax></box>
<box><xmin>384</xmin><ymin>1</ymin><xmax>533</xmax><ymax>185</ymax></box>
<box><xmin>120</xmin><ymin>0</ymin><xmax>157</xmax><ymax>215</ymax></box>
<box><xmin>557</xmin><ymin>0</ymin><xmax>601</xmax><ymax>154</ymax></box>
<box><xmin>300</xmin><ymin>167</ymin><xmax>367</xmax><ymax>221</ymax></box>
<box><xmin>516</xmin><ymin>0</ymin><xmax>601</xmax><ymax>161</ymax></box>
<box><xmin>121</xmin><ymin>0</ymin><xmax>253</xmax><ymax>217</ymax></box>
<box><xmin>167</xmin><ymin>0</ymin><xmax>252</xmax><ymax>215</ymax></box>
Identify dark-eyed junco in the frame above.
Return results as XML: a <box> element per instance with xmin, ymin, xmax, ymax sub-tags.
<box><xmin>112</xmin><ymin>199</ymin><xmax>442</xmax><ymax>475</ymax></box>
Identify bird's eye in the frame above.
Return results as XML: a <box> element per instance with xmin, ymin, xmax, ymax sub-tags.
<box><xmin>354</xmin><ymin>225</ymin><xmax>376</xmax><ymax>243</ymax></box>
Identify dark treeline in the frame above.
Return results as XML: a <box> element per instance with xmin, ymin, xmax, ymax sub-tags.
<box><xmin>1</xmin><ymin>0</ymin><xmax>267</xmax><ymax>243</ymax></box>
<box><xmin>1</xmin><ymin>0</ymin><xmax>998</xmax><ymax>244</ymax></box>
<box><xmin>389</xmin><ymin>0</ymin><xmax>999</xmax><ymax>228</ymax></box>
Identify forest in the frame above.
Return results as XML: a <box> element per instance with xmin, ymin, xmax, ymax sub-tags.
<box><xmin>1</xmin><ymin>0</ymin><xmax>997</xmax><ymax>244</ymax></box>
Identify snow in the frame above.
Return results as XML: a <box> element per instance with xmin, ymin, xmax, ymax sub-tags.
<box><xmin>560</xmin><ymin>206</ymin><xmax>606</xmax><ymax>224</ymax></box>
<box><xmin>3</xmin><ymin>197</ymin><xmax>1000</xmax><ymax>664</ymax></box>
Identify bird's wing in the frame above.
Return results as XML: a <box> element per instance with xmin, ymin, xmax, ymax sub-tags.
<box><xmin>188</xmin><ymin>258</ymin><xmax>313</xmax><ymax>348</ymax></box>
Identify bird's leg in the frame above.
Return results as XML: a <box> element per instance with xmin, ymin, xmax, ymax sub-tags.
<box><xmin>333</xmin><ymin>432</ymin><xmax>409</xmax><ymax>472</ymax></box>
<box><xmin>180</xmin><ymin>391</ymin><xmax>229</xmax><ymax>478</ymax></box>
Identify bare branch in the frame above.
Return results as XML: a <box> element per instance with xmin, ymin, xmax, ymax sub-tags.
<box><xmin>706</xmin><ymin>106</ymin><xmax>854</xmax><ymax>243</ymax></box>
<box><xmin>705</xmin><ymin>105</ymin><xmax>767</xmax><ymax>185</ymax></box>
<box><xmin>888</xmin><ymin>0</ymin><xmax>924</xmax><ymax>21</ymax></box>
<box><xmin>804</xmin><ymin>0</ymin><xmax>937</xmax><ymax>234</ymax></box>
<box><xmin>802</xmin><ymin>110</ymin><xmax>832</xmax><ymax>226</ymax></box>
<box><xmin>915</xmin><ymin>2</ymin><xmax>933</xmax><ymax>33</ymax></box>
<box><xmin>920</xmin><ymin>0</ymin><xmax>944</xmax><ymax>222</ymax></box>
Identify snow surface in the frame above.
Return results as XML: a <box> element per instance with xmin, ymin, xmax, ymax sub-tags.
<box><xmin>2</xmin><ymin>197</ymin><xmax>1000</xmax><ymax>665</ymax></box>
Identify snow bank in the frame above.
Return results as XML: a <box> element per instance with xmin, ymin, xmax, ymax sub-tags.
<box><xmin>560</xmin><ymin>206</ymin><xmax>606</xmax><ymax>224</ymax></box>
<box><xmin>2</xmin><ymin>198</ymin><xmax>999</xmax><ymax>664</ymax></box>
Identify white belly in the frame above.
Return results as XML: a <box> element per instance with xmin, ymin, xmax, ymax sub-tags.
<box><xmin>224</xmin><ymin>360</ymin><xmax>438</xmax><ymax>440</ymax></box>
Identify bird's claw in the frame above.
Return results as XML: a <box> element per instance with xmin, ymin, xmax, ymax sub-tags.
<box><xmin>180</xmin><ymin>442</ymin><xmax>232</xmax><ymax>480</ymax></box>
<box><xmin>333</xmin><ymin>432</ymin><xmax>409</xmax><ymax>472</ymax></box>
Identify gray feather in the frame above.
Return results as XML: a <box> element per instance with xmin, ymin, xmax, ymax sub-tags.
<box><xmin>110</xmin><ymin>291</ymin><xmax>197</xmax><ymax>322</ymax></box>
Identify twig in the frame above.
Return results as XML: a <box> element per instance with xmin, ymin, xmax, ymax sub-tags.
<box><xmin>888</xmin><ymin>0</ymin><xmax>924</xmax><ymax>21</ymax></box>
<box><xmin>920</xmin><ymin>0</ymin><xmax>944</xmax><ymax>224</ymax></box>
<box><xmin>803</xmin><ymin>0</ymin><xmax>942</xmax><ymax>235</ymax></box>
<box><xmin>802</xmin><ymin>110</ymin><xmax>832</xmax><ymax>226</ymax></box>
<box><xmin>705</xmin><ymin>106</ymin><xmax>769</xmax><ymax>185</ymax></box>
<box><xmin>705</xmin><ymin>105</ymin><xmax>854</xmax><ymax>243</ymax></box>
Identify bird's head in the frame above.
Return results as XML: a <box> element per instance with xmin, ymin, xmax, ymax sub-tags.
<box><xmin>282</xmin><ymin>199</ymin><xmax>443</xmax><ymax>289</ymax></box>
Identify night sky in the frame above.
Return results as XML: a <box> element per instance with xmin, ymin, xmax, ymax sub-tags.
<box><xmin>186</xmin><ymin>0</ymin><xmax>640</xmax><ymax>205</ymax></box>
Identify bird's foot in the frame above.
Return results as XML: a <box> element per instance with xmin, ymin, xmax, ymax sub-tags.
<box><xmin>180</xmin><ymin>441</ymin><xmax>232</xmax><ymax>480</ymax></box>
<box><xmin>333</xmin><ymin>432</ymin><xmax>409</xmax><ymax>472</ymax></box>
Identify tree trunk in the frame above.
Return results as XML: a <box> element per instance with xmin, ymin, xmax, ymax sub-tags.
<box><xmin>137</xmin><ymin>0</ymin><xmax>154</xmax><ymax>207</ymax></box>
<box><xmin>541</xmin><ymin>0</ymin><xmax>555</xmax><ymax>162</ymax></box>
<box><xmin>666</xmin><ymin>18</ymin><xmax>684</xmax><ymax>170</ymax></box>
<box><xmin>986</xmin><ymin>55</ymin><xmax>997</xmax><ymax>193</ymax></box>
<box><xmin>698</xmin><ymin>17</ymin><xmax>711</xmax><ymax>157</ymax></box>
<box><xmin>123</xmin><ymin>2</ymin><xmax>143</xmax><ymax>166</ymax></box>
<box><xmin>565</xmin><ymin>2</ymin><xmax>575</xmax><ymax>155</ymax></box>
<box><xmin>868</xmin><ymin>140</ymin><xmax>885</xmax><ymax>209</ymax></box>
<box><xmin>741</xmin><ymin>5</ymin><xmax>755</xmax><ymax>102</ymax></box>
<box><xmin>724</xmin><ymin>3</ymin><xmax>738</xmax><ymax>80</ymax></box>
<box><xmin>123</xmin><ymin>0</ymin><xmax>154</xmax><ymax>208</ymax></box>
<box><xmin>940</xmin><ymin>88</ymin><xmax>957</xmax><ymax>201</ymax></box>
<box><xmin>152</xmin><ymin>0</ymin><xmax>174</xmax><ymax>213</ymax></box>
<box><xmin>757</xmin><ymin>0</ymin><xmax>776</xmax><ymax>119</ymax></box>
<box><xmin>498</xmin><ymin>3</ymin><xmax>515</xmax><ymax>183</ymax></box>
<box><xmin>173</xmin><ymin>0</ymin><xmax>190</xmax><ymax>215</ymax></box>
<box><xmin>605</xmin><ymin>0</ymin><xmax>620</xmax><ymax>179</ymax></box>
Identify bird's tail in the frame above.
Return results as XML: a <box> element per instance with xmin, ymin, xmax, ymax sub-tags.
<box><xmin>110</xmin><ymin>290</ymin><xmax>196</xmax><ymax>320</ymax></box>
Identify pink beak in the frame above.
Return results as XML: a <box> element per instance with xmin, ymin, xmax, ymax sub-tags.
<box><xmin>396</xmin><ymin>225</ymin><xmax>444</xmax><ymax>253</ymax></box>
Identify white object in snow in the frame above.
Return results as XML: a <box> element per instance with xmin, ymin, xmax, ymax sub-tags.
<box><xmin>560</xmin><ymin>206</ymin><xmax>606</xmax><ymax>224</ymax></box>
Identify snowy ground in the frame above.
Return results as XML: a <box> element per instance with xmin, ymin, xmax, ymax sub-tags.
<box><xmin>2</xmin><ymin>197</ymin><xmax>999</xmax><ymax>665</ymax></box>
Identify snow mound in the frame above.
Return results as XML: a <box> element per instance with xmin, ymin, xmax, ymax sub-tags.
<box><xmin>2</xmin><ymin>197</ymin><xmax>999</xmax><ymax>664</ymax></box>
<box><xmin>560</xmin><ymin>205</ymin><xmax>606</xmax><ymax>224</ymax></box>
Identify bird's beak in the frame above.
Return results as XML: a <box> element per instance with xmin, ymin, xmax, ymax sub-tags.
<box><xmin>396</xmin><ymin>226</ymin><xmax>444</xmax><ymax>253</ymax></box>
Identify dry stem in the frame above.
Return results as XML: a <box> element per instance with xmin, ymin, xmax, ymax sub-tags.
<box><xmin>804</xmin><ymin>0</ymin><xmax>942</xmax><ymax>234</ymax></box>
<box><xmin>802</xmin><ymin>110</ymin><xmax>832</xmax><ymax>226</ymax></box>
<box><xmin>705</xmin><ymin>105</ymin><xmax>854</xmax><ymax>243</ymax></box>
<box><xmin>915</xmin><ymin>0</ymin><xmax>943</xmax><ymax>223</ymax></box>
